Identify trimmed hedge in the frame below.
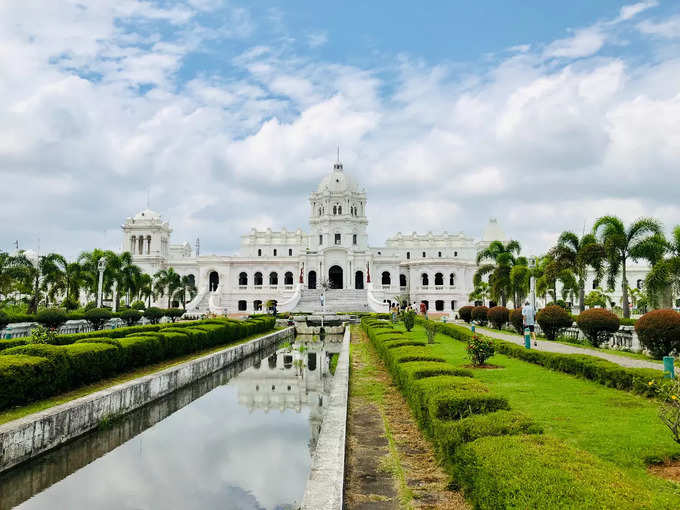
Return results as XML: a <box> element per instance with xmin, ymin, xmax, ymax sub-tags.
<box><xmin>487</xmin><ymin>306</ymin><xmax>509</xmax><ymax>330</ymax></box>
<box><xmin>458</xmin><ymin>306</ymin><xmax>474</xmax><ymax>323</ymax></box>
<box><xmin>576</xmin><ymin>308</ymin><xmax>620</xmax><ymax>347</ymax></box>
<box><xmin>471</xmin><ymin>306</ymin><xmax>488</xmax><ymax>325</ymax></box>
<box><xmin>635</xmin><ymin>309</ymin><xmax>680</xmax><ymax>359</ymax></box>
<box><xmin>452</xmin><ymin>435</ymin><xmax>667</xmax><ymax>509</ymax></box>
<box><xmin>509</xmin><ymin>308</ymin><xmax>524</xmax><ymax>334</ymax></box>
<box><xmin>0</xmin><ymin>316</ymin><xmax>277</xmax><ymax>410</ymax></box>
<box><xmin>536</xmin><ymin>305</ymin><xmax>572</xmax><ymax>341</ymax></box>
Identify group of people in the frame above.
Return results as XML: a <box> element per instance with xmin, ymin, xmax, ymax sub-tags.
<box><xmin>389</xmin><ymin>301</ymin><xmax>429</xmax><ymax>322</ymax></box>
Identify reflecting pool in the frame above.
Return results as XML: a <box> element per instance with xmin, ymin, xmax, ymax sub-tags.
<box><xmin>0</xmin><ymin>335</ymin><xmax>341</xmax><ymax>510</ymax></box>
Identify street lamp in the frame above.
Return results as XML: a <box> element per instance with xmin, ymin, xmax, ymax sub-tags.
<box><xmin>97</xmin><ymin>258</ymin><xmax>107</xmax><ymax>309</ymax></box>
<box><xmin>529</xmin><ymin>256</ymin><xmax>537</xmax><ymax>311</ymax></box>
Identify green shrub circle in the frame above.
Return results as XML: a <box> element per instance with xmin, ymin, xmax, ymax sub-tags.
<box><xmin>635</xmin><ymin>309</ymin><xmax>680</xmax><ymax>359</ymax></box>
<box><xmin>536</xmin><ymin>305</ymin><xmax>572</xmax><ymax>341</ymax></box>
<box><xmin>576</xmin><ymin>309</ymin><xmax>620</xmax><ymax>347</ymax></box>
<box><xmin>487</xmin><ymin>306</ymin><xmax>509</xmax><ymax>330</ymax></box>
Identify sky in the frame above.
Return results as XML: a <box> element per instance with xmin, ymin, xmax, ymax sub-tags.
<box><xmin>2</xmin><ymin>0</ymin><xmax>680</xmax><ymax>259</ymax></box>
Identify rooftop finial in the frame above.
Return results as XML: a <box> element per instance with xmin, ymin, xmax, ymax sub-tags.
<box><xmin>333</xmin><ymin>145</ymin><xmax>343</xmax><ymax>171</ymax></box>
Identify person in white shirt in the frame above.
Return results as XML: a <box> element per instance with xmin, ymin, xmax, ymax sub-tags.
<box><xmin>522</xmin><ymin>301</ymin><xmax>537</xmax><ymax>343</ymax></box>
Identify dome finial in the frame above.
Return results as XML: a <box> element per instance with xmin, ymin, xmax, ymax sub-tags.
<box><xmin>333</xmin><ymin>145</ymin><xmax>343</xmax><ymax>171</ymax></box>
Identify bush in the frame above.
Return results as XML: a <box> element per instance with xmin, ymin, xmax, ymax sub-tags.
<box><xmin>119</xmin><ymin>309</ymin><xmax>142</xmax><ymax>326</ymax></box>
<box><xmin>35</xmin><ymin>309</ymin><xmax>69</xmax><ymax>330</ymax></box>
<box><xmin>466</xmin><ymin>335</ymin><xmax>495</xmax><ymax>366</ymax></box>
<box><xmin>459</xmin><ymin>306</ymin><xmax>474</xmax><ymax>323</ymax></box>
<box><xmin>0</xmin><ymin>310</ymin><xmax>10</xmax><ymax>330</ymax></box>
<box><xmin>471</xmin><ymin>306</ymin><xmax>488</xmax><ymax>325</ymax></box>
<box><xmin>131</xmin><ymin>300</ymin><xmax>146</xmax><ymax>310</ymax></box>
<box><xmin>487</xmin><ymin>306</ymin><xmax>509</xmax><ymax>330</ymax></box>
<box><xmin>1</xmin><ymin>344</ymin><xmax>71</xmax><ymax>391</ymax></box>
<box><xmin>117</xmin><ymin>336</ymin><xmax>161</xmax><ymax>367</ymax></box>
<box><xmin>0</xmin><ymin>338</ymin><xmax>28</xmax><ymax>351</ymax></box>
<box><xmin>509</xmin><ymin>308</ymin><xmax>524</xmax><ymax>334</ymax></box>
<box><xmin>84</xmin><ymin>308</ymin><xmax>113</xmax><ymax>330</ymax></box>
<box><xmin>576</xmin><ymin>309</ymin><xmax>620</xmax><ymax>347</ymax></box>
<box><xmin>635</xmin><ymin>309</ymin><xmax>680</xmax><ymax>359</ymax></box>
<box><xmin>61</xmin><ymin>343</ymin><xmax>121</xmax><ymax>384</ymax></box>
<box><xmin>143</xmin><ymin>307</ymin><xmax>165</xmax><ymax>324</ymax></box>
<box><xmin>536</xmin><ymin>305</ymin><xmax>572</xmax><ymax>341</ymax></box>
<box><xmin>0</xmin><ymin>355</ymin><xmax>58</xmax><ymax>409</ymax></box>
<box><xmin>166</xmin><ymin>308</ymin><xmax>185</xmax><ymax>322</ymax></box>
<box><xmin>403</xmin><ymin>310</ymin><xmax>415</xmax><ymax>331</ymax></box>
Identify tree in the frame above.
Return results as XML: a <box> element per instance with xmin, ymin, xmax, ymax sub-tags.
<box><xmin>468</xmin><ymin>282</ymin><xmax>490</xmax><ymax>306</ymax></box>
<box><xmin>551</xmin><ymin>231</ymin><xmax>605</xmax><ymax>313</ymax></box>
<box><xmin>645</xmin><ymin>226</ymin><xmax>680</xmax><ymax>310</ymax></box>
<box><xmin>584</xmin><ymin>288</ymin><xmax>611</xmax><ymax>308</ymax></box>
<box><xmin>153</xmin><ymin>268</ymin><xmax>182</xmax><ymax>308</ymax></box>
<box><xmin>593</xmin><ymin>216</ymin><xmax>664</xmax><ymax>319</ymax></box>
<box><xmin>178</xmin><ymin>274</ymin><xmax>197</xmax><ymax>309</ymax></box>
<box><xmin>474</xmin><ymin>240</ymin><xmax>522</xmax><ymax>307</ymax></box>
<box><xmin>0</xmin><ymin>251</ymin><xmax>35</xmax><ymax>300</ymax></box>
<box><xmin>136</xmin><ymin>273</ymin><xmax>154</xmax><ymax>307</ymax></box>
<box><xmin>509</xmin><ymin>263</ymin><xmax>530</xmax><ymax>309</ymax></box>
<box><xmin>13</xmin><ymin>252</ymin><xmax>67</xmax><ymax>313</ymax></box>
<box><xmin>116</xmin><ymin>252</ymin><xmax>142</xmax><ymax>307</ymax></box>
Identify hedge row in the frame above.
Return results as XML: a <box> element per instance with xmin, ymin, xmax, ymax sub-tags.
<box><xmin>361</xmin><ymin>316</ymin><xmax>666</xmax><ymax>509</ymax></box>
<box><xmin>418</xmin><ymin>317</ymin><xmax>665</xmax><ymax>397</ymax></box>
<box><xmin>0</xmin><ymin>316</ymin><xmax>276</xmax><ymax>410</ymax></box>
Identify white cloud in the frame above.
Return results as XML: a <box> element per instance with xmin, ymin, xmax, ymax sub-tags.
<box><xmin>307</xmin><ymin>31</ymin><xmax>328</xmax><ymax>48</ymax></box>
<box><xmin>637</xmin><ymin>15</ymin><xmax>680</xmax><ymax>38</ymax></box>
<box><xmin>616</xmin><ymin>1</ymin><xmax>658</xmax><ymax>23</ymax></box>
<box><xmin>544</xmin><ymin>27</ymin><xmax>605</xmax><ymax>58</ymax></box>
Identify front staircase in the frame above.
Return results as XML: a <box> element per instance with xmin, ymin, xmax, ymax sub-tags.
<box><xmin>294</xmin><ymin>289</ymin><xmax>370</xmax><ymax>313</ymax></box>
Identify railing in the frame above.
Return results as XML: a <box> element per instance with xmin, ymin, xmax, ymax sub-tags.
<box><xmin>284</xmin><ymin>284</ymin><xmax>294</xmax><ymax>290</ymax></box>
<box><xmin>381</xmin><ymin>284</ymin><xmax>390</xmax><ymax>290</ymax></box>
<box><xmin>400</xmin><ymin>286</ymin><xmax>407</xmax><ymax>292</ymax></box>
<box><xmin>254</xmin><ymin>284</ymin><xmax>263</xmax><ymax>289</ymax></box>
<box><xmin>435</xmin><ymin>285</ymin><xmax>444</xmax><ymax>291</ymax></box>
<box><xmin>239</xmin><ymin>285</ymin><xmax>247</xmax><ymax>290</ymax></box>
<box><xmin>270</xmin><ymin>284</ymin><xmax>278</xmax><ymax>290</ymax></box>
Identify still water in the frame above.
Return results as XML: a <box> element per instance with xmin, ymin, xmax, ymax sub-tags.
<box><xmin>0</xmin><ymin>335</ymin><xmax>341</xmax><ymax>510</ymax></box>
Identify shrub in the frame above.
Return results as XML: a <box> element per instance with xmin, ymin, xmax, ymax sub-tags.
<box><xmin>130</xmin><ymin>300</ymin><xmax>146</xmax><ymax>310</ymax></box>
<box><xmin>471</xmin><ymin>306</ymin><xmax>488</xmax><ymax>325</ymax></box>
<box><xmin>0</xmin><ymin>310</ymin><xmax>9</xmax><ymax>330</ymax></box>
<box><xmin>29</xmin><ymin>325</ymin><xmax>56</xmax><ymax>344</ymax></box>
<box><xmin>1</xmin><ymin>344</ymin><xmax>71</xmax><ymax>391</ymax></box>
<box><xmin>35</xmin><ymin>309</ymin><xmax>69</xmax><ymax>330</ymax></box>
<box><xmin>403</xmin><ymin>310</ymin><xmax>415</xmax><ymax>331</ymax></box>
<box><xmin>61</xmin><ymin>343</ymin><xmax>121</xmax><ymax>384</ymax></box>
<box><xmin>451</xmin><ymin>435</ymin><xmax>663</xmax><ymax>509</ymax></box>
<box><xmin>85</xmin><ymin>308</ymin><xmax>113</xmax><ymax>330</ymax></box>
<box><xmin>117</xmin><ymin>336</ymin><xmax>161</xmax><ymax>367</ymax></box>
<box><xmin>0</xmin><ymin>338</ymin><xmax>28</xmax><ymax>351</ymax></box>
<box><xmin>0</xmin><ymin>355</ymin><xmax>58</xmax><ymax>409</ymax></box>
<box><xmin>487</xmin><ymin>306</ymin><xmax>509</xmax><ymax>330</ymax></box>
<box><xmin>509</xmin><ymin>308</ymin><xmax>524</xmax><ymax>334</ymax></box>
<box><xmin>119</xmin><ymin>309</ymin><xmax>142</xmax><ymax>326</ymax></box>
<box><xmin>466</xmin><ymin>334</ymin><xmax>495</xmax><ymax>366</ymax></box>
<box><xmin>143</xmin><ymin>307</ymin><xmax>165</xmax><ymax>324</ymax></box>
<box><xmin>459</xmin><ymin>306</ymin><xmax>474</xmax><ymax>323</ymax></box>
<box><xmin>166</xmin><ymin>308</ymin><xmax>185</xmax><ymax>323</ymax></box>
<box><xmin>635</xmin><ymin>309</ymin><xmax>680</xmax><ymax>359</ymax></box>
<box><xmin>424</xmin><ymin>320</ymin><xmax>436</xmax><ymax>344</ymax></box>
<box><xmin>576</xmin><ymin>309</ymin><xmax>620</xmax><ymax>347</ymax></box>
<box><xmin>536</xmin><ymin>305</ymin><xmax>572</xmax><ymax>341</ymax></box>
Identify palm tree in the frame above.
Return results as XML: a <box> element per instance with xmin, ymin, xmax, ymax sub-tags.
<box><xmin>593</xmin><ymin>216</ymin><xmax>665</xmax><ymax>318</ymax></box>
<box><xmin>153</xmin><ymin>268</ymin><xmax>182</xmax><ymax>308</ymax></box>
<box><xmin>78</xmin><ymin>249</ymin><xmax>120</xmax><ymax>302</ymax></box>
<box><xmin>468</xmin><ymin>281</ymin><xmax>491</xmax><ymax>306</ymax></box>
<box><xmin>178</xmin><ymin>275</ymin><xmax>197</xmax><ymax>309</ymax></box>
<box><xmin>116</xmin><ymin>252</ymin><xmax>142</xmax><ymax>306</ymax></box>
<box><xmin>474</xmin><ymin>240</ymin><xmax>522</xmax><ymax>307</ymax></box>
<box><xmin>13</xmin><ymin>252</ymin><xmax>66</xmax><ymax>313</ymax></box>
<box><xmin>0</xmin><ymin>251</ymin><xmax>35</xmax><ymax>301</ymax></box>
<box><xmin>551</xmin><ymin>231</ymin><xmax>605</xmax><ymax>312</ymax></box>
<box><xmin>645</xmin><ymin>225</ymin><xmax>680</xmax><ymax>309</ymax></box>
<box><xmin>136</xmin><ymin>273</ymin><xmax>153</xmax><ymax>307</ymax></box>
<box><xmin>509</xmin><ymin>263</ymin><xmax>531</xmax><ymax>308</ymax></box>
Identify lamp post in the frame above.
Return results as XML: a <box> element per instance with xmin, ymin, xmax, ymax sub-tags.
<box><xmin>529</xmin><ymin>256</ymin><xmax>537</xmax><ymax>311</ymax></box>
<box><xmin>97</xmin><ymin>258</ymin><xmax>107</xmax><ymax>309</ymax></box>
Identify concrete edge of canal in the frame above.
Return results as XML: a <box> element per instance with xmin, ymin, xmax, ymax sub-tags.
<box><xmin>0</xmin><ymin>326</ymin><xmax>295</xmax><ymax>474</ymax></box>
<box><xmin>300</xmin><ymin>324</ymin><xmax>350</xmax><ymax>510</ymax></box>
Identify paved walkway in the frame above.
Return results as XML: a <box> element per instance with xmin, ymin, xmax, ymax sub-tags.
<box><xmin>460</xmin><ymin>323</ymin><xmax>663</xmax><ymax>371</ymax></box>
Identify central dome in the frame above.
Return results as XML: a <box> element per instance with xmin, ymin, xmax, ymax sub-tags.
<box><xmin>317</xmin><ymin>162</ymin><xmax>360</xmax><ymax>193</ymax></box>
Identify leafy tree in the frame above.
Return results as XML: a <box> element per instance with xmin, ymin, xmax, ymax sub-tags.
<box><xmin>35</xmin><ymin>309</ymin><xmax>68</xmax><ymax>330</ymax></box>
<box><xmin>474</xmin><ymin>240</ymin><xmax>522</xmax><ymax>307</ymax></box>
<box><xmin>12</xmin><ymin>252</ymin><xmax>68</xmax><ymax>313</ymax></box>
<box><xmin>136</xmin><ymin>273</ymin><xmax>154</xmax><ymax>307</ymax></box>
<box><xmin>509</xmin><ymin>263</ymin><xmax>530</xmax><ymax>309</ymax></box>
<box><xmin>119</xmin><ymin>309</ymin><xmax>142</xmax><ymax>326</ymax></box>
<box><xmin>143</xmin><ymin>307</ymin><xmax>165</xmax><ymax>324</ymax></box>
<box><xmin>584</xmin><ymin>287</ymin><xmax>611</xmax><ymax>308</ymax></box>
<box><xmin>153</xmin><ymin>268</ymin><xmax>182</xmax><ymax>309</ymax></box>
<box><xmin>84</xmin><ymin>308</ymin><xmax>113</xmax><ymax>330</ymax></box>
<box><xmin>593</xmin><ymin>216</ymin><xmax>665</xmax><ymax>319</ymax></box>
<box><xmin>468</xmin><ymin>282</ymin><xmax>490</xmax><ymax>306</ymax></box>
<box><xmin>0</xmin><ymin>251</ymin><xmax>35</xmax><ymax>300</ymax></box>
<box><xmin>178</xmin><ymin>274</ymin><xmax>197</xmax><ymax>309</ymax></box>
<box><xmin>645</xmin><ymin>226</ymin><xmax>680</xmax><ymax>309</ymax></box>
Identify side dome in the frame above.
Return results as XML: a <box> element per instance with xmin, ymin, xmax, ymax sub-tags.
<box><xmin>317</xmin><ymin>162</ymin><xmax>360</xmax><ymax>193</ymax></box>
<box><xmin>133</xmin><ymin>208</ymin><xmax>162</xmax><ymax>221</ymax></box>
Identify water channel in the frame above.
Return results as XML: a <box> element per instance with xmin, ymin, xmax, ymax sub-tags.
<box><xmin>0</xmin><ymin>334</ymin><xmax>342</xmax><ymax>510</ymax></box>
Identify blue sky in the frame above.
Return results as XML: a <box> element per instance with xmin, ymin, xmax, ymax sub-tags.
<box><xmin>2</xmin><ymin>1</ymin><xmax>680</xmax><ymax>258</ymax></box>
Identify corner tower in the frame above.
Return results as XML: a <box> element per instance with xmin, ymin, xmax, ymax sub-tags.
<box><xmin>308</xmin><ymin>161</ymin><xmax>368</xmax><ymax>252</ymax></box>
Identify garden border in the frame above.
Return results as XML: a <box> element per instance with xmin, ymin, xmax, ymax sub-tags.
<box><xmin>0</xmin><ymin>326</ymin><xmax>294</xmax><ymax>473</ymax></box>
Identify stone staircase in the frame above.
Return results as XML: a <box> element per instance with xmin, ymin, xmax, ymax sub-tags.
<box><xmin>295</xmin><ymin>289</ymin><xmax>370</xmax><ymax>313</ymax></box>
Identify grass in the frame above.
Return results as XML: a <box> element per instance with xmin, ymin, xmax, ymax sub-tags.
<box><xmin>395</xmin><ymin>323</ymin><xmax>680</xmax><ymax>502</ymax></box>
<box><xmin>0</xmin><ymin>328</ymin><xmax>283</xmax><ymax>426</ymax></box>
<box><xmin>474</xmin><ymin>324</ymin><xmax>664</xmax><ymax>364</ymax></box>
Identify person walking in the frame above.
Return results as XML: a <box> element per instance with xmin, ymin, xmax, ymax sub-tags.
<box><xmin>522</xmin><ymin>301</ymin><xmax>537</xmax><ymax>345</ymax></box>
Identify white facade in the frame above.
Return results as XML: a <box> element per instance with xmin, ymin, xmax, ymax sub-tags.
<box><xmin>122</xmin><ymin>161</ymin><xmax>508</xmax><ymax>314</ymax></box>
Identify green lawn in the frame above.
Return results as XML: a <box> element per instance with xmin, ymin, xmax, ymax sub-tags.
<box><xmin>396</xmin><ymin>323</ymin><xmax>680</xmax><ymax>499</ymax></box>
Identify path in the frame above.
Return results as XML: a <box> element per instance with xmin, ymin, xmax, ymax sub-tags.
<box><xmin>466</xmin><ymin>323</ymin><xmax>662</xmax><ymax>370</ymax></box>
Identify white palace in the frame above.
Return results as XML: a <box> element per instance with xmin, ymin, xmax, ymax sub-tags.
<box><xmin>122</xmin><ymin>160</ymin><xmax>510</xmax><ymax>314</ymax></box>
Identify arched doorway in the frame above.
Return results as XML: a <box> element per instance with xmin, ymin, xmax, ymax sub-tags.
<box><xmin>209</xmin><ymin>271</ymin><xmax>219</xmax><ymax>291</ymax></box>
<box><xmin>329</xmin><ymin>265</ymin><xmax>343</xmax><ymax>289</ymax></box>
<box><xmin>308</xmin><ymin>270</ymin><xmax>317</xmax><ymax>289</ymax></box>
<box><xmin>355</xmin><ymin>270</ymin><xmax>364</xmax><ymax>289</ymax></box>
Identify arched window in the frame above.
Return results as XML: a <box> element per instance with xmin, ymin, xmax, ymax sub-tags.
<box><xmin>333</xmin><ymin>205</ymin><xmax>337</xmax><ymax>215</ymax></box>
<box><xmin>238</xmin><ymin>300</ymin><xmax>247</xmax><ymax>311</ymax></box>
<box><xmin>636</xmin><ymin>279</ymin><xmax>643</xmax><ymax>290</ymax></box>
<box><xmin>421</xmin><ymin>273</ymin><xmax>429</xmax><ymax>286</ymax></box>
<box><xmin>381</xmin><ymin>271</ymin><xmax>391</xmax><ymax>285</ymax></box>
<box><xmin>449</xmin><ymin>273</ymin><xmax>455</xmax><ymax>286</ymax></box>
<box><xmin>338</xmin><ymin>206</ymin><xmax>342</xmax><ymax>214</ymax></box>
<box><xmin>257</xmin><ymin>248</ymin><xmax>262</xmax><ymax>256</ymax></box>
<box><xmin>406</xmin><ymin>251</ymin><xmax>410</xmax><ymax>259</ymax></box>
<box><xmin>400</xmin><ymin>274</ymin><xmax>407</xmax><ymax>287</ymax></box>
<box><xmin>284</xmin><ymin>271</ymin><xmax>294</xmax><ymax>285</ymax></box>
<box><xmin>422</xmin><ymin>251</ymin><xmax>426</xmax><ymax>258</ymax></box>
<box><xmin>269</xmin><ymin>272</ymin><xmax>278</xmax><ymax>285</ymax></box>
<box><xmin>435</xmin><ymin>300</ymin><xmax>444</xmax><ymax>311</ymax></box>
<box><xmin>254</xmin><ymin>300</ymin><xmax>262</xmax><ymax>311</ymax></box>
<box><xmin>238</xmin><ymin>272</ymin><xmax>248</xmax><ymax>285</ymax></box>
<box><xmin>254</xmin><ymin>272</ymin><xmax>263</xmax><ymax>286</ymax></box>
<box><xmin>434</xmin><ymin>273</ymin><xmax>444</xmax><ymax>286</ymax></box>
<box><xmin>307</xmin><ymin>353</ymin><xmax>316</xmax><ymax>371</ymax></box>
<box><xmin>268</xmin><ymin>354</ymin><xmax>277</xmax><ymax>369</ymax></box>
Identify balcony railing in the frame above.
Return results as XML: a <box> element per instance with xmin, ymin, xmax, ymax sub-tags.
<box><xmin>284</xmin><ymin>284</ymin><xmax>293</xmax><ymax>290</ymax></box>
<box><xmin>238</xmin><ymin>285</ymin><xmax>247</xmax><ymax>290</ymax></box>
<box><xmin>381</xmin><ymin>284</ymin><xmax>390</xmax><ymax>290</ymax></box>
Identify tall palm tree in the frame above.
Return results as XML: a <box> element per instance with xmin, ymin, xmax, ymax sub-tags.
<box><xmin>468</xmin><ymin>281</ymin><xmax>490</xmax><ymax>306</ymax></box>
<box><xmin>13</xmin><ymin>252</ymin><xmax>65</xmax><ymax>313</ymax></box>
<box><xmin>153</xmin><ymin>267</ymin><xmax>182</xmax><ymax>308</ymax></box>
<box><xmin>474</xmin><ymin>240</ymin><xmax>522</xmax><ymax>307</ymax></box>
<box><xmin>116</xmin><ymin>252</ymin><xmax>141</xmax><ymax>306</ymax></box>
<box><xmin>509</xmin><ymin>263</ymin><xmax>531</xmax><ymax>308</ymax></box>
<box><xmin>0</xmin><ymin>251</ymin><xmax>34</xmax><ymax>300</ymax></box>
<box><xmin>551</xmin><ymin>231</ymin><xmax>605</xmax><ymax>312</ymax></box>
<box><xmin>178</xmin><ymin>274</ymin><xmax>197</xmax><ymax>309</ymax></box>
<box><xmin>645</xmin><ymin>225</ymin><xmax>680</xmax><ymax>309</ymax></box>
<box><xmin>593</xmin><ymin>216</ymin><xmax>665</xmax><ymax>318</ymax></box>
<box><xmin>136</xmin><ymin>273</ymin><xmax>153</xmax><ymax>307</ymax></box>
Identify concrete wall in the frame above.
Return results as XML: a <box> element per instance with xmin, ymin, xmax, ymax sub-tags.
<box><xmin>301</xmin><ymin>325</ymin><xmax>350</xmax><ymax>510</ymax></box>
<box><xmin>0</xmin><ymin>327</ymin><xmax>293</xmax><ymax>474</ymax></box>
